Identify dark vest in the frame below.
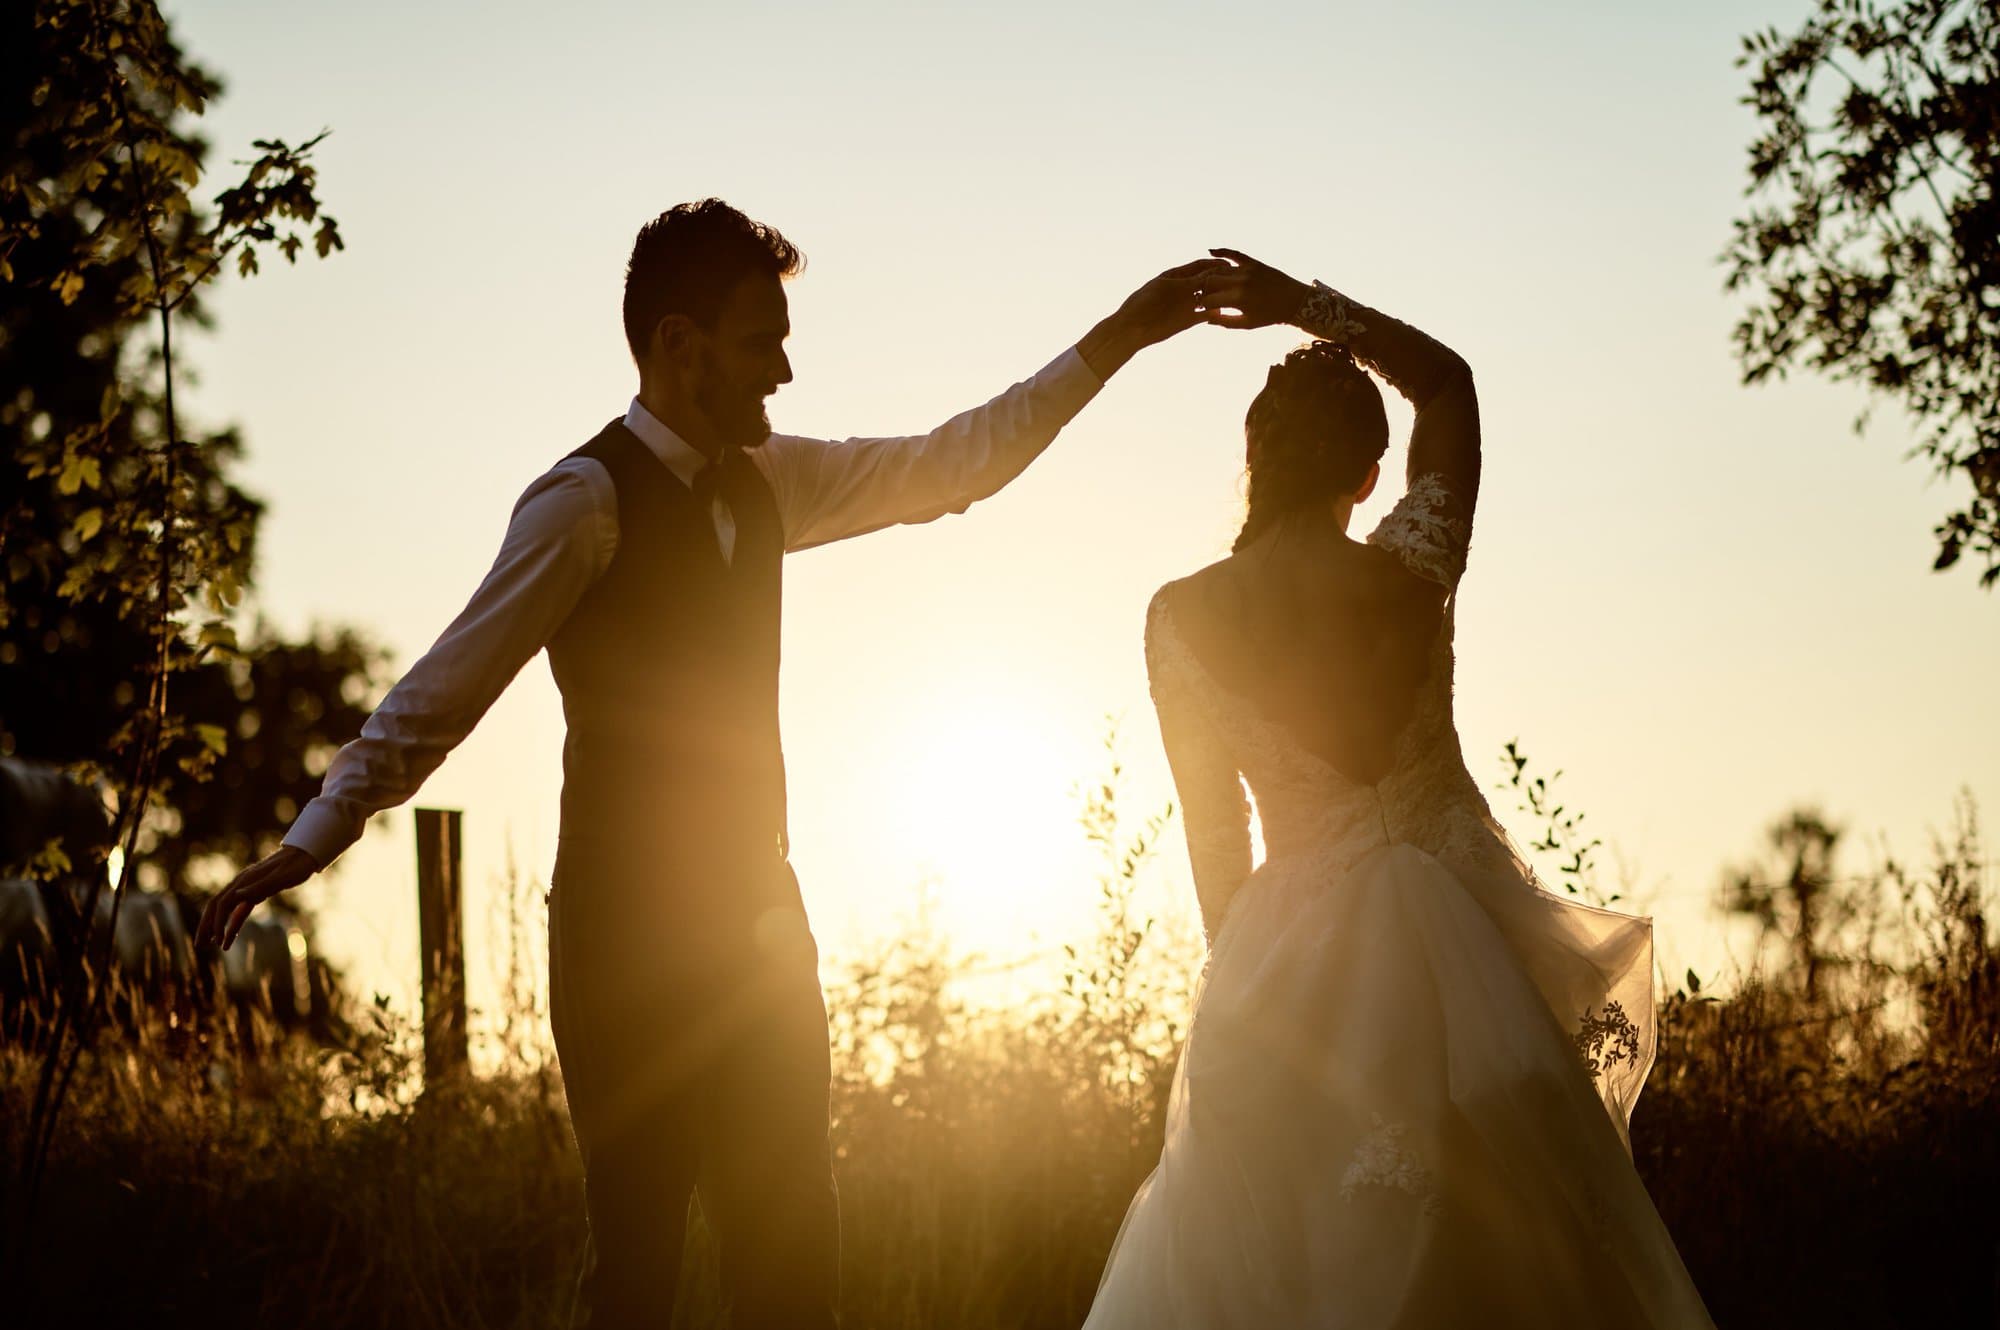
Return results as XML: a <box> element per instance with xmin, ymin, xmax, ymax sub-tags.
<box><xmin>546</xmin><ymin>420</ymin><xmax>788</xmax><ymax>893</ymax></box>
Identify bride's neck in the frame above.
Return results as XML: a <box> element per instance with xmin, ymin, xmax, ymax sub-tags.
<box><xmin>1271</xmin><ymin>504</ymin><xmax>1356</xmax><ymax>543</ymax></box>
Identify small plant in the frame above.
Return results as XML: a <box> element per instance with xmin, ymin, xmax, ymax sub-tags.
<box><xmin>1498</xmin><ymin>739</ymin><xmax>1613</xmax><ymax>904</ymax></box>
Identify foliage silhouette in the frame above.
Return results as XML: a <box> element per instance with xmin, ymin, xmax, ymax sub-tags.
<box><xmin>0</xmin><ymin>0</ymin><xmax>367</xmax><ymax>1244</ymax></box>
<box><xmin>1726</xmin><ymin>0</ymin><xmax>2000</xmax><ymax>585</ymax></box>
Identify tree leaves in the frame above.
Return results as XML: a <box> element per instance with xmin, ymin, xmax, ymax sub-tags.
<box><xmin>1</xmin><ymin>0</ymin><xmax>376</xmax><ymax>893</ymax></box>
<box><xmin>1727</xmin><ymin>0</ymin><xmax>2000</xmax><ymax>587</ymax></box>
<box><xmin>55</xmin><ymin>453</ymin><xmax>100</xmax><ymax>495</ymax></box>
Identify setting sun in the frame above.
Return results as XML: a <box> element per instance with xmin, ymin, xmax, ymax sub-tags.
<box><xmin>862</xmin><ymin>678</ymin><xmax>1104</xmax><ymax>960</ymax></box>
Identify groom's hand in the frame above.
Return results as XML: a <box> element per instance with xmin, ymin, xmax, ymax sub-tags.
<box><xmin>1197</xmin><ymin>248</ymin><xmax>1312</xmax><ymax>330</ymax></box>
<box><xmin>1078</xmin><ymin>258</ymin><xmax>1229</xmax><ymax>379</ymax></box>
<box><xmin>196</xmin><ymin>845</ymin><xmax>319</xmax><ymax>951</ymax></box>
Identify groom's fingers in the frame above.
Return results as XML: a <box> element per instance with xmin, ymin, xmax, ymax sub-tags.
<box><xmin>198</xmin><ymin>853</ymin><xmax>299</xmax><ymax>949</ymax></box>
<box><xmin>197</xmin><ymin>875</ymin><xmax>246</xmax><ymax>948</ymax></box>
<box><xmin>1173</xmin><ymin>276</ymin><xmax>1221</xmax><ymax>317</ymax></box>
<box><xmin>200</xmin><ymin>883</ymin><xmax>247</xmax><ymax>950</ymax></box>
<box><xmin>1196</xmin><ymin>274</ymin><xmax>1247</xmax><ymax>307</ymax></box>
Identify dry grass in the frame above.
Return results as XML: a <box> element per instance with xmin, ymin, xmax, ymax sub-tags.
<box><xmin>4</xmin><ymin>796</ymin><xmax>1996</xmax><ymax>1328</ymax></box>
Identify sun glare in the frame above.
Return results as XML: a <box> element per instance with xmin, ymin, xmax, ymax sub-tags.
<box><xmin>870</xmin><ymin>686</ymin><xmax>1099</xmax><ymax>961</ymax></box>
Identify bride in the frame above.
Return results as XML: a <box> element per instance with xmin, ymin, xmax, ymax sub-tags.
<box><xmin>1084</xmin><ymin>250</ymin><xmax>1715</xmax><ymax>1327</ymax></box>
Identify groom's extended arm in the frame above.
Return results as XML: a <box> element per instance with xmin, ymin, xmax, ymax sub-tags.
<box><xmin>197</xmin><ymin>463</ymin><xmax>614</xmax><ymax>949</ymax></box>
<box><xmin>756</xmin><ymin>261</ymin><xmax>1218</xmax><ymax>551</ymax></box>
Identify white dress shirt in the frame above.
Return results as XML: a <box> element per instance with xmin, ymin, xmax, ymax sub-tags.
<box><xmin>282</xmin><ymin>346</ymin><xmax>1103</xmax><ymax>869</ymax></box>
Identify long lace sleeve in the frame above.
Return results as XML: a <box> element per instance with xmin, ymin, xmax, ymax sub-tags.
<box><xmin>1145</xmin><ymin>591</ymin><xmax>1253</xmax><ymax>941</ymax></box>
<box><xmin>1296</xmin><ymin>281</ymin><xmax>1480</xmax><ymax>587</ymax></box>
<box><xmin>1365</xmin><ymin>474</ymin><xmax>1471</xmax><ymax>591</ymax></box>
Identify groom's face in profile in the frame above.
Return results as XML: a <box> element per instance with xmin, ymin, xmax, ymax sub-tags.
<box><xmin>692</xmin><ymin>272</ymin><xmax>793</xmax><ymax>450</ymax></box>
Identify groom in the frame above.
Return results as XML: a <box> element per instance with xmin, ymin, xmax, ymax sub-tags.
<box><xmin>196</xmin><ymin>199</ymin><xmax>1218</xmax><ymax>1329</ymax></box>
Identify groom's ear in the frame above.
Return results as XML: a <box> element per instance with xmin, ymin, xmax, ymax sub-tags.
<box><xmin>651</xmin><ymin>312</ymin><xmax>699</xmax><ymax>366</ymax></box>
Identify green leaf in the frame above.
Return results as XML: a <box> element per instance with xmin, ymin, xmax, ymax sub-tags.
<box><xmin>56</xmin><ymin>453</ymin><xmax>101</xmax><ymax>495</ymax></box>
<box><xmin>31</xmin><ymin>837</ymin><xmax>73</xmax><ymax>880</ymax></box>
<box><xmin>73</xmin><ymin>508</ymin><xmax>102</xmax><ymax>542</ymax></box>
<box><xmin>205</xmin><ymin>569</ymin><xmax>245</xmax><ymax>612</ymax></box>
<box><xmin>195</xmin><ymin>723</ymin><xmax>229</xmax><ymax>756</ymax></box>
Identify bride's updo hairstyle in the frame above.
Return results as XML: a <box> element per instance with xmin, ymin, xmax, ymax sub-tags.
<box><xmin>1233</xmin><ymin>341</ymin><xmax>1388</xmax><ymax>553</ymax></box>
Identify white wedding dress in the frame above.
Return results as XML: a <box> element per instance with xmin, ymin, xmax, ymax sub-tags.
<box><xmin>1083</xmin><ymin>474</ymin><xmax>1715</xmax><ymax>1328</ymax></box>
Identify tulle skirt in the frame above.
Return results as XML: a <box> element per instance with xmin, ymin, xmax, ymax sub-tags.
<box><xmin>1082</xmin><ymin>841</ymin><xmax>1715</xmax><ymax>1329</ymax></box>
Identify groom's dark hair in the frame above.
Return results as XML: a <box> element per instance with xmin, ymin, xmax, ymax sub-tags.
<box><xmin>623</xmin><ymin>199</ymin><xmax>805</xmax><ymax>359</ymax></box>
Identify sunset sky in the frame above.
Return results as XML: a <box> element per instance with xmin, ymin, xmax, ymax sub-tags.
<box><xmin>166</xmin><ymin>0</ymin><xmax>2000</xmax><ymax>1014</ymax></box>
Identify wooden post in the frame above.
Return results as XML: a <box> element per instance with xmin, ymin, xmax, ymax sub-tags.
<box><xmin>415</xmin><ymin>807</ymin><xmax>467</xmax><ymax>1087</ymax></box>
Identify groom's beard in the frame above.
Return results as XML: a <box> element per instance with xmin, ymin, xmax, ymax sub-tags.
<box><xmin>695</xmin><ymin>357</ymin><xmax>774</xmax><ymax>449</ymax></box>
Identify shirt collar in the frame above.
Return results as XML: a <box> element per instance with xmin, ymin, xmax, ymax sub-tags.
<box><xmin>623</xmin><ymin>397</ymin><xmax>710</xmax><ymax>489</ymax></box>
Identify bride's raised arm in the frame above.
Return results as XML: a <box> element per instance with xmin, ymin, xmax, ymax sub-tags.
<box><xmin>1297</xmin><ymin>285</ymin><xmax>1477</xmax><ymax>517</ymax></box>
<box><xmin>1202</xmin><ymin>250</ymin><xmax>1481</xmax><ymax>588</ymax></box>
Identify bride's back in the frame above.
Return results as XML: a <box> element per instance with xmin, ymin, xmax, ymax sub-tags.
<box><xmin>1164</xmin><ymin>515</ymin><xmax>1448</xmax><ymax>789</ymax></box>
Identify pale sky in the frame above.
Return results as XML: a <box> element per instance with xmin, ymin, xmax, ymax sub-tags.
<box><xmin>166</xmin><ymin>0</ymin><xmax>2000</xmax><ymax>1015</ymax></box>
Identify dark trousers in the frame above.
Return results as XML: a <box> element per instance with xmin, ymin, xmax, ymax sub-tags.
<box><xmin>548</xmin><ymin>839</ymin><xmax>840</xmax><ymax>1330</ymax></box>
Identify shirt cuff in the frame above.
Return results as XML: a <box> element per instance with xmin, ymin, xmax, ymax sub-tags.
<box><xmin>282</xmin><ymin>797</ymin><xmax>363</xmax><ymax>871</ymax></box>
<box><xmin>1052</xmin><ymin>344</ymin><xmax>1105</xmax><ymax>395</ymax></box>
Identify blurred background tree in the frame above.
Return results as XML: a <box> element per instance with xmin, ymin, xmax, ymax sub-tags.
<box><xmin>0</xmin><ymin>0</ymin><xmax>384</xmax><ymax>892</ymax></box>
<box><xmin>0</xmin><ymin>0</ymin><xmax>379</xmax><ymax>1228</ymax></box>
<box><xmin>1726</xmin><ymin>0</ymin><xmax>2000</xmax><ymax>586</ymax></box>
<box><xmin>1719</xmin><ymin>806</ymin><xmax>1872</xmax><ymax>1003</ymax></box>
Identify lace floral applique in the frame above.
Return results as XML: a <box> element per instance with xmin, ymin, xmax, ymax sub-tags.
<box><xmin>1338</xmin><ymin>1115</ymin><xmax>1443</xmax><ymax>1216</ymax></box>
<box><xmin>1572</xmin><ymin>1001</ymin><xmax>1643</xmax><ymax>1083</ymax></box>
<box><xmin>1367</xmin><ymin>473</ymin><xmax>1470</xmax><ymax>589</ymax></box>
<box><xmin>1297</xmin><ymin>279</ymin><xmax>1368</xmax><ymax>345</ymax></box>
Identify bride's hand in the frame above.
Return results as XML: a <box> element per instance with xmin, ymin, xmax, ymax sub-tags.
<box><xmin>1199</xmin><ymin>248</ymin><xmax>1312</xmax><ymax>330</ymax></box>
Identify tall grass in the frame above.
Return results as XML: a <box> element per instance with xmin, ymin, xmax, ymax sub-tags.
<box><xmin>3</xmin><ymin>789</ymin><xmax>1995</xmax><ymax>1328</ymax></box>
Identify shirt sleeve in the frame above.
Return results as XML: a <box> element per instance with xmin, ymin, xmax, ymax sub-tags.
<box><xmin>1145</xmin><ymin>589</ymin><xmax>1253</xmax><ymax>943</ymax></box>
<box><xmin>750</xmin><ymin>346</ymin><xmax>1104</xmax><ymax>552</ymax></box>
<box><xmin>281</xmin><ymin>458</ymin><xmax>616</xmax><ymax>868</ymax></box>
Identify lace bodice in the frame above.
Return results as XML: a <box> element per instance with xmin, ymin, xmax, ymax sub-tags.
<box><xmin>1145</xmin><ymin>475</ymin><xmax>1520</xmax><ymax>935</ymax></box>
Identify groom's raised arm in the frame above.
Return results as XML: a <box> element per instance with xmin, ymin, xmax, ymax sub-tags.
<box><xmin>755</xmin><ymin>260</ymin><xmax>1219</xmax><ymax>552</ymax></box>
